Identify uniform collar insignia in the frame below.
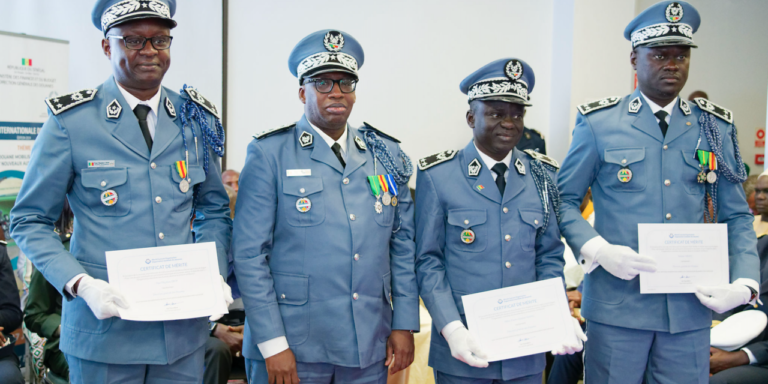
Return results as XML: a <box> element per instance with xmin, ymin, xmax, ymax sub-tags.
<box><xmin>164</xmin><ymin>97</ymin><xmax>176</xmax><ymax>118</ymax></box>
<box><xmin>628</xmin><ymin>96</ymin><xmax>643</xmax><ymax>113</ymax></box>
<box><xmin>468</xmin><ymin>158</ymin><xmax>482</xmax><ymax>177</ymax></box>
<box><xmin>299</xmin><ymin>131</ymin><xmax>314</xmax><ymax>147</ymax></box>
<box><xmin>679</xmin><ymin>98</ymin><xmax>691</xmax><ymax>116</ymax></box>
<box><xmin>515</xmin><ymin>158</ymin><xmax>526</xmax><ymax>175</ymax></box>
<box><xmin>106</xmin><ymin>99</ymin><xmax>122</xmax><ymax>119</ymax></box>
<box><xmin>354</xmin><ymin>136</ymin><xmax>366</xmax><ymax>151</ymax></box>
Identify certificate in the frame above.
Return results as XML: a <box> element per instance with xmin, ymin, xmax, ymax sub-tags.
<box><xmin>461</xmin><ymin>278</ymin><xmax>573</xmax><ymax>362</ymax></box>
<box><xmin>639</xmin><ymin>224</ymin><xmax>729</xmax><ymax>294</ymax></box>
<box><xmin>106</xmin><ymin>242</ymin><xmax>228</xmax><ymax>321</ymax></box>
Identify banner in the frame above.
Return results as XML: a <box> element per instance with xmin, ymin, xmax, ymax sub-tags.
<box><xmin>0</xmin><ymin>31</ymin><xmax>69</xmax><ymax>193</ymax></box>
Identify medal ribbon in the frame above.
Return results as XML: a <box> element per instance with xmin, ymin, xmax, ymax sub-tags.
<box><xmin>367</xmin><ymin>176</ymin><xmax>381</xmax><ymax>197</ymax></box>
<box><xmin>697</xmin><ymin>150</ymin><xmax>718</xmax><ymax>171</ymax></box>
<box><xmin>175</xmin><ymin>160</ymin><xmax>187</xmax><ymax>179</ymax></box>
<box><xmin>385</xmin><ymin>174</ymin><xmax>398</xmax><ymax>196</ymax></box>
<box><xmin>377</xmin><ymin>175</ymin><xmax>389</xmax><ymax>193</ymax></box>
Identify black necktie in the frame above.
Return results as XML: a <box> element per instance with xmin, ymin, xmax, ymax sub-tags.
<box><xmin>133</xmin><ymin>105</ymin><xmax>153</xmax><ymax>150</ymax></box>
<box><xmin>331</xmin><ymin>142</ymin><xmax>346</xmax><ymax>168</ymax></box>
<box><xmin>655</xmin><ymin>110</ymin><xmax>669</xmax><ymax>138</ymax></box>
<box><xmin>491</xmin><ymin>163</ymin><xmax>508</xmax><ymax>195</ymax></box>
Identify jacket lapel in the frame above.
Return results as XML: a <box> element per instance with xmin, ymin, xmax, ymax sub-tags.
<box><xmin>629</xmin><ymin>90</ymin><xmax>664</xmax><ymax>143</ymax></box>
<box><xmin>463</xmin><ymin>142</ymin><xmax>501</xmax><ymax>204</ymax></box>
<box><xmin>300</xmin><ymin>117</ymin><xmax>344</xmax><ymax>174</ymax></box>
<box><xmin>501</xmin><ymin>149</ymin><xmax>526</xmax><ymax>205</ymax></box>
<box><xmin>663</xmin><ymin>99</ymin><xmax>695</xmax><ymax>145</ymax></box>
<box><xmin>104</xmin><ymin>77</ymin><xmax>150</xmax><ymax>160</ymax></box>
<box><xmin>150</xmin><ymin>87</ymin><xmax>181</xmax><ymax>162</ymax></box>
<box><xmin>344</xmin><ymin>129</ymin><xmax>367</xmax><ymax>177</ymax></box>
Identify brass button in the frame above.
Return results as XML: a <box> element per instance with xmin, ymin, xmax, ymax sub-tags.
<box><xmin>299</xmin><ymin>188</ymin><xmax>306</xmax><ymax>194</ymax></box>
<box><xmin>503</xmin><ymin>207</ymin><xmax>508</xmax><ymax>213</ymax></box>
<box><xmin>666</xmin><ymin>213</ymin><xmax>672</xmax><ymax>220</ymax></box>
<box><xmin>151</xmin><ymin>162</ymin><xmax>157</xmax><ymax>169</ymax></box>
<box><xmin>505</xmin><ymin>235</ymin><xmax>511</xmax><ymax>241</ymax></box>
<box><xmin>349</xmin><ymin>214</ymin><xmax>356</xmax><ymax>221</ymax></box>
<box><xmin>343</xmin><ymin>178</ymin><xmax>349</xmax><ymax>185</ymax></box>
<box><xmin>505</xmin><ymin>262</ymin><xmax>512</xmax><ymax>268</ymax></box>
<box><xmin>100</xmin><ymin>181</ymin><xmax>107</xmax><ymax>187</ymax></box>
<box><xmin>464</xmin><ymin>220</ymin><xmax>469</xmax><ymax>225</ymax></box>
<box><xmin>353</xmin><ymin>293</ymin><xmax>359</xmax><ymax>300</ymax></box>
<box><xmin>664</xmin><ymin>180</ymin><xmax>670</xmax><ymax>186</ymax></box>
<box><xmin>354</xmin><ymin>254</ymin><xmax>359</xmax><ymax>261</ymax></box>
<box><xmin>158</xmin><ymin>232</ymin><xmax>165</xmax><ymax>239</ymax></box>
<box><xmin>155</xmin><ymin>196</ymin><xmax>162</xmax><ymax>203</ymax></box>
<box><xmin>686</xmin><ymin>122</ymin><xmax>692</xmax><ymax>126</ymax></box>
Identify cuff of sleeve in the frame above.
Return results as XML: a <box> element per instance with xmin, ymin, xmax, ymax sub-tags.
<box><xmin>257</xmin><ymin>336</ymin><xmax>289</xmax><ymax>359</ymax></box>
<box><xmin>579</xmin><ymin>236</ymin><xmax>608</xmax><ymax>274</ymax></box>
<box><xmin>733</xmin><ymin>278</ymin><xmax>762</xmax><ymax>306</ymax></box>
<box><xmin>392</xmin><ymin>297</ymin><xmax>420</xmax><ymax>331</ymax></box>
<box><xmin>65</xmin><ymin>273</ymin><xmax>88</xmax><ymax>297</ymax></box>
<box><xmin>441</xmin><ymin>320</ymin><xmax>464</xmax><ymax>339</ymax></box>
<box><xmin>40</xmin><ymin>314</ymin><xmax>62</xmax><ymax>339</ymax></box>
<box><xmin>742</xmin><ymin>347</ymin><xmax>758</xmax><ymax>365</ymax></box>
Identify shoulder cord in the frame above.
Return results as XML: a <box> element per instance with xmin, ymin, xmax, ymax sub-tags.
<box><xmin>179</xmin><ymin>85</ymin><xmax>226</xmax><ymax>217</ymax></box>
<box><xmin>364</xmin><ymin>131</ymin><xmax>414</xmax><ymax>234</ymax></box>
<box><xmin>699</xmin><ymin>112</ymin><xmax>747</xmax><ymax>223</ymax></box>
<box><xmin>529</xmin><ymin>159</ymin><xmax>561</xmax><ymax>237</ymax></box>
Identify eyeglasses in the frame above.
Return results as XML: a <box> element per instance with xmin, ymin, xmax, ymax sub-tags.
<box><xmin>303</xmin><ymin>78</ymin><xmax>358</xmax><ymax>94</ymax></box>
<box><xmin>107</xmin><ymin>35</ymin><xmax>173</xmax><ymax>50</ymax></box>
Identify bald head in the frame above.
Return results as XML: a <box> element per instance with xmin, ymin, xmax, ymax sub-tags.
<box><xmin>755</xmin><ymin>173</ymin><xmax>768</xmax><ymax>216</ymax></box>
<box><xmin>222</xmin><ymin>169</ymin><xmax>239</xmax><ymax>192</ymax></box>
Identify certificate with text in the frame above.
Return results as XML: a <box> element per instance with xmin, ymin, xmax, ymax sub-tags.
<box><xmin>106</xmin><ymin>242</ymin><xmax>228</xmax><ymax>321</ymax></box>
<box><xmin>639</xmin><ymin>224</ymin><xmax>729</xmax><ymax>294</ymax></box>
<box><xmin>461</xmin><ymin>278</ymin><xmax>573</xmax><ymax>362</ymax></box>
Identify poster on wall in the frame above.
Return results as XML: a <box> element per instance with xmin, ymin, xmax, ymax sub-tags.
<box><xmin>0</xmin><ymin>31</ymin><xmax>69</xmax><ymax>197</ymax></box>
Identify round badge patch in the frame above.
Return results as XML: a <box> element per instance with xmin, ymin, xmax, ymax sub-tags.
<box><xmin>665</xmin><ymin>2</ymin><xmax>683</xmax><ymax>23</ymax></box>
<box><xmin>323</xmin><ymin>31</ymin><xmax>344</xmax><ymax>52</ymax></box>
<box><xmin>617</xmin><ymin>168</ymin><xmax>633</xmax><ymax>183</ymax></box>
<box><xmin>461</xmin><ymin>229</ymin><xmax>476</xmax><ymax>244</ymax></box>
<box><xmin>505</xmin><ymin>59</ymin><xmax>524</xmax><ymax>81</ymax></box>
<box><xmin>296</xmin><ymin>197</ymin><xmax>312</xmax><ymax>213</ymax></box>
<box><xmin>101</xmin><ymin>190</ymin><xmax>118</xmax><ymax>206</ymax></box>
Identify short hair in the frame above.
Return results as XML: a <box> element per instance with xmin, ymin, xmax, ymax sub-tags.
<box><xmin>687</xmin><ymin>90</ymin><xmax>709</xmax><ymax>101</ymax></box>
<box><xmin>743</xmin><ymin>174</ymin><xmax>759</xmax><ymax>196</ymax></box>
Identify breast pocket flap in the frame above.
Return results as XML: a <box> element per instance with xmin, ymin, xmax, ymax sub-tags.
<box><xmin>604</xmin><ymin>148</ymin><xmax>645</xmax><ymax>166</ymax></box>
<box><xmin>81</xmin><ymin>168</ymin><xmax>128</xmax><ymax>190</ymax></box>
<box><xmin>283</xmin><ymin>177</ymin><xmax>323</xmax><ymax>197</ymax></box>
<box><xmin>273</xmin><ymin>272</ymin><xmax>308</xmax><ymax>305</ymax></box>
<box><xmin>519</xmin><ymin>209</ymin><xmax>544</xmax><ymax>229</ymax></box>
<box><xmin>447</xmin><ymin>209</ymin><xmax>487</xmax><ymax>229</ymax></box>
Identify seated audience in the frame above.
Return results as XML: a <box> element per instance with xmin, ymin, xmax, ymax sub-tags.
<box><xmin>754</xmin><ymin>173</ymin><xmax>768</xmax><ymax>237</ymax></box>
<box><xmin>0</xmin><ymin>230</ymin><xmax>23</xmax><ymax>384</ymax></box>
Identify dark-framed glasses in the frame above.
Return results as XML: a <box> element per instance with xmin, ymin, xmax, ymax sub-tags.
<box><xmin>108</xmin><ymin>35</ymin><xmax>173</xmax><ymax>50</ymax></box>
<box><xmin>304</xmin><ymin>78</ymin><xmax>358</xmax><ymax>93</ymax></box>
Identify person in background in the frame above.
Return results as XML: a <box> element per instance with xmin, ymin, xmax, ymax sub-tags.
<box><xmin>753</xmin><ymin>172</ymin><xmax>768</xmax><ymax>238</ymax></box>
<box><xmin>222</xmin><ymin>170</ymin><xmax>240</xmax><ymax>193</ymax></box>
<box><xmin>688</xmin><ymin>90</ymin><xmax>709</xmax><ymax>101</ymax></box>
<box><xmin>744</xmin><ymin>175</ymin><xmax>758</xmax><ymax>215</ymax></box>
<box><xmin>0</xmin><ymin>231</ymin><xmax>23</xmax><ymax>384</ymax></box>
<box><xmin>24</xmin><ymin>200</ymin><xmax>74</xmax><ymax>379</ymax></box>
<box><xmin>516</xmin><ymin>111</ymin><xmax>547</xmax><ymax>155</ymax></box>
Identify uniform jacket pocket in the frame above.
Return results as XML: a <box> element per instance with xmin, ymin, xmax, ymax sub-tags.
<box><xmin>681</xmin><ymin>150</ymin><xmax>706</xmax><ymax>196</ymax></box>
<box><xmin>78</xmin><ymin>167</ymin><xmax>131</xmax><ymax>217</ymax></box>
<box><xmin>603</xmin><ymin>147</ymin><xmax>646</xmax><ymax>192</ymax></box>
<box><xmin>282</xmin><ymin>177</ymin><xmax>325</xmax><ymax>227</ymax></box>
<box><xmin>273</xmin><ymin>272</ymin><xmax>309</xmax><ymax>345</ymax></box>
<box><xmin>171</xmin><ymin>165</ymin><xmax>206</xmax><ymax>211</ymax></box>
<box><xmin>518</xmin><ymin>209</ymin><xmax>544</xmax><ymax>251</ymax></box>
<box><xmin>446</xmin><ymin>209</ymin><xmax>487</xmax><ymax>253</ymax></box>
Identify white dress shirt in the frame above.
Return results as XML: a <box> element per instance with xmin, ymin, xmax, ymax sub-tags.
<box><xmin>310</xmin><ymin>121</ymin><xmax>348</xmax><ymax>160</ymax></box>
<box><xmin>474</xmin><ymin>143</ymin><xmax>512</xmax><ymax>181</ymax></box>
<box><xmin>640</xmin><ymin>91</ymin><xmax>676</xmax><ymax>126</ymax></box>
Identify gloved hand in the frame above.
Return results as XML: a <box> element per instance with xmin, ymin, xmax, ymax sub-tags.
<box><xmin>695</xmin><ymin>284</ymin><xmax>751</xmax><ymax>314</ymax></box>
<box><xmin>444</xmin><ymin>325</ymin><xmax>489</xmax><ymax>368</ymax></box>
<box><xmin>209</xmin><ymin>275</ymin><xmax>234</xmax><ymax>321</ymax></box>
<box><xmin>77</xmin><ymin>275</ymin><xmax>130</xmax><ymax>320</ymax></box>
<box><xmin>552</xmin><ymin>317</ymin><xmax>588</xmax><ymax>355</ymax></box>
<box><xmin>594</xmin><ymin>243</ymin><xmax>657</xmax><ymax>280</ymax></box>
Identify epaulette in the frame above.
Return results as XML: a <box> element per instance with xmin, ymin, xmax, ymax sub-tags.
<box><xmin>693</xmin><ymin>98</ymin><xmax>733</xmax><ymax>124</ymax></box>
<box><xmin>45</xmin><ymin>89</ymin><xmax>98</xmax><ymax>115</ymax></box>
<box><xmin>184</xmin><ymin>87</ymin><xmax>220</xmax><ymax>119</ymax></box>
<box><xmin>524</xmin><ymin>149</ymin><xmax>559</xmax><ymax>170</ymax></box>
<box><xmin>362</xmin><ymin>122</ymin><xmax>400</xmax><ymax>143</ymax></box>
<box><xmin>418</xmin><ymin>149</ymin><xmax>458</xmax><ymax>170</ymax></box>
<box><xmin>254</xmin><ymin>122</ymin><xmax>296</xmax><ymax>140</ymax></box>
<box><xmin>577</xmin><ymin>96</ymin><xmax>622</xmax><ymax>115</ymax></box>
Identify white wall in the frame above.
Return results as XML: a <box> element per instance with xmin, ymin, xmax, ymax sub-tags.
<box><xmin>227</xmin><ymin>0</ymin><xmax>558</xmax><ymax>175</ymax></box>
<box><xmin>0</xmin><ymin>0</ymin><xmax>223</xmax><ymax>108</ymax></box>
<box><xmin>635</xmin><ymin>0</ymin><xmax>768</xmax><ymax>174</ymax></box>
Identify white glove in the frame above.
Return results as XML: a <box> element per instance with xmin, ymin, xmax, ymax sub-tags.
<box><xmin>444</xmin><ymin>325</ymin><xmax>489</xmax><ymax>368</ymax></box>
<box><xmin>209</xmin><ymin>275</ymin><xmax>234</xmax><ymax>321</ymax></box>
<box><xmin>552</xmin><ymin>317</ymin><xmax>587</xmax><ymax>355</ymax></box>
<box><xmin>695</xmin><ymin>284</ymin><xmax>751</xmax><ymax>314</ymax></box>
<box><xmin>77</xmin><ymin>275</ymin><xmax>130</xmax><ymax>320</ymax></box>
<box><xmin>594</xmin><ymin>243</ymin><xmax>657</xmax><ymax>280</ymax></box>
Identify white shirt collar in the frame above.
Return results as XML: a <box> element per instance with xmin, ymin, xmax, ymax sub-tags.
<box><xmin>474</xmin><ymin>142</ymin><xmax>512</xmax><ymax>180</ymax></box>
<box><xmin>309</xmin><ymin>120</ymin><xmax>348</xmax><ymax>158</ymax></box>
<box><xmin>640</xmin><ymin>91</ymin><xmax>676</xmax><ymax>124</ymax></box>
<box><xmin>115</xmin><ymin>79</ymin><xmax>161</xmax><ymax>117</ymax></box>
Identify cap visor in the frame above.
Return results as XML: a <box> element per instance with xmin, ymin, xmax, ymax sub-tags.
<box><xmin>475</xmin><ymin>95</ymin><xmax>531</xmax><ymax>106</ymax></box>
<box><xmin>301</xmin><ymin>66</ymin><xmax>358</xmax><ymax>80</ymax></box>
<box><xmin>107</xmin><ymin>15</ymin><xmax>177</xmax><ymax>34</ymax></box>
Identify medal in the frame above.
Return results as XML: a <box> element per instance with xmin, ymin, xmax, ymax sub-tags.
<box><xmin>697</xmin><ymin>170</ymin><xmax>707</xmax><ymax>183</ymax></box>
<box><xmin>707</xmin><ymin>171</ymin><xmax>717</xmax><ymax>183</ymax></box>
<box><xmin>179</xmin><ymin>179</ymin><xmax>190</xmax><ymax>193</ymax></box>
<box><xmin>101</xmin><ymin>190</ymin><xmax>118</xmax><ymax>206</ymax></box>
<box><xmin>382</xmin><ymin>192</ymin><xmax>392</xmax><ymax>206</ymax></box>
<box><xmin>461</xmin><ymin>229</ymin><xmax>475</xmax><ymax>244</ymax></box>
<box><xmin>391</xmin><ymin>196</ymin><xmax>398</xmax><ymax>206</ymax></box>
<box><xmin>175</xmin><ymin>160</ymin><xmax>190</xmax><ymax>192</ymax></box>
<box><xmin>296</xmin><ymin>197</ymin><xmax>311</xmax><ymax>213</ymax></box>
<box><xmin>375</xmin><ymin>200</ymin><xmax>383</xmax><ymax>214</ymax></box>
<box><xmin>368</xmin><ymin>176</ymin><xmax>383</xmax><ymax>214</ymax></box>
<box><xmin>617</xmin><ymin>168</ymin><xmax>632</xmax><ymax>183</ymax></box>
<box><xmin>696</xmin><ymin>150</ymin><xmax>718</xmax><ymax>184</ymax></box>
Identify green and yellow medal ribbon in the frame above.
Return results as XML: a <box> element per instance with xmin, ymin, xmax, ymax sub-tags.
<box><xmin>367</xmin><ymin>176</ymin><xmax>381</xmax><ymax>197</ymax></box>
<box><xmin>175</xmin><ymin>160</ymin><xmax>188</xmax><ymax>179</ymax></box>
<box><xmin>697</xmin><ymin>150</ymin><xmax>717</xmax><ymax>171</ymax></box>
